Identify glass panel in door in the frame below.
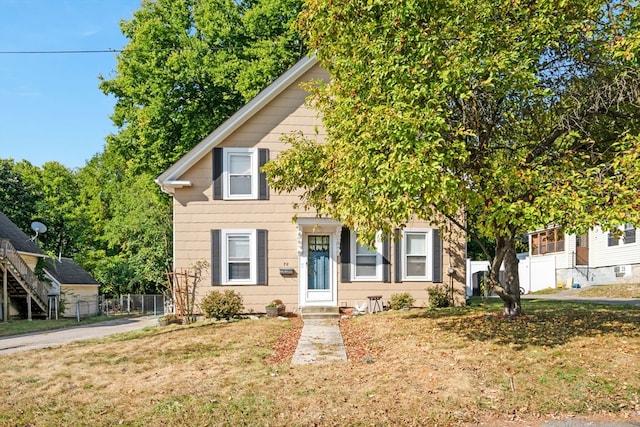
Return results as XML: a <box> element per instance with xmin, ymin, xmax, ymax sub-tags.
<box><xmin>308</xmin><ymin>235</ymin><xmax>330</xmax><ymax>290</ymax></box>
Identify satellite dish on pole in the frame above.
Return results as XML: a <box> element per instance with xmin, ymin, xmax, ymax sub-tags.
<box><xmin>30</xmin><ymin>221</ymin><xmax>47</xmax><ymax>241</ymax></box>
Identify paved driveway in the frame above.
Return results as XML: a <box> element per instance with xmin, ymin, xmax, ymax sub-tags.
<box><xmin>0</xmin><ymin>316</ymin><xmax>159</xmax><ymax>355</ymax></box>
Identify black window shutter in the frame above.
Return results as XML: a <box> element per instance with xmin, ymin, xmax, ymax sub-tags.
<box><xmin>212</xmin><ymin>148</ymin><xmax>223</xmax><ymax>200</ymax></box>
<box><xmin>257</xmin><ymin>230</ymin><xmax>268</xmax><ymax>285</ymax></box>
<box><xmin>382</xmin><ymin>237</ymin><xmax>391</xmax><ymax>283</ymax></box>
<box><xmin>258</xmin><ymin>148</ymin><xmax>269</xmax><ymax>200</ymax></box>
<box><xmin>394</xmin><ymin>229</ymin><xmax>402</xmax><ymax>283</ymax></box>
<box><xmin>340</xmin><ymin>227</ymin><xmax>351</xmax><ymax>283</ymax></box>
<box><xmin>211</xmin><ymin>229</ymin><xmax>221</xmax><ymax>285</ymax></box>
<box><xmin>608</xmin><ymin>233</ymin><xmax>618</xmax><ymax>247</ymax></box>
<box><xmin>432</xmin><ymin>229</ymin><xmax>443</xmax><ymax>283</ymax></box>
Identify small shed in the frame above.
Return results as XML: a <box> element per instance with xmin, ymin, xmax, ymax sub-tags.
<box><xmin>45</xmin><ymin>258</ymin><xmax>100</xmax><ymax>318</ymax></box>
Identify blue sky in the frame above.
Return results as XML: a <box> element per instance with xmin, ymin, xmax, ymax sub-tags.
<box><xmin>0</xmin><ymin>0</ymin><xmax>141</xmax><ymax>169</ymax></box>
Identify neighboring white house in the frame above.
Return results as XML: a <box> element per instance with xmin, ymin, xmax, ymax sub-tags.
<box><xmin>465</xmin><ymin>223</ymin><xmax>639</xmax><ymax>296</ymax></box>
<box><xmin>526</xmin><ymin>225</ymin><xmax>640</xmax><ymax>288</ymax></box>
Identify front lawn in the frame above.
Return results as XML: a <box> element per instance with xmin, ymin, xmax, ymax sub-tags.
<box><xmin>0</xmin><ymin>300</ymin><xmax>638</xmax><ymax>426</ymax></box>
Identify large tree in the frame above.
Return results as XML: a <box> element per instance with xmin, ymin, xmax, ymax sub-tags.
<box><xmin>100</xmin><ymin>0</ymin><xmax>304</xmax><ymax>176</ymax></box>
<box><xmin>264</xmin><ymin>0</ymin><xmax>640</xmax><ymax>316</ymax></box>
<box><xmin>0</xmin><ymin>159</ymin><xmax>37</xmax><ymax>232</ymax></box>
<box><xmin>14</xmin><ymin>161</ymin><xmax>87</xmax><ymax>258</ymax></box>
<box><xmin>77</xmin><ymin>0</ymin><xmax>305</xmax><ymax>293</ymax></box>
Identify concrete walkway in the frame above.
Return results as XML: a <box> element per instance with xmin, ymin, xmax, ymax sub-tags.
<box><xmin>291</xmin><ymin>317</ymin><xmax>347</xmax><ymax>365</ymax></box>
<box><xmin>0</xmin><ymin>316</ymin><xmax>159</xmax><ymax>355</ymax></box>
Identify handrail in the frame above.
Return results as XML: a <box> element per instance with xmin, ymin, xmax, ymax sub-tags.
<box><xmin>570</xmin><ymin>251</ymin><xmax>592</xmax><ymax>281</ymax></box>
<box><xmin>0</xmin><ymin>238</ymin><xmax>50</xmax><ymax>309</ymax></box>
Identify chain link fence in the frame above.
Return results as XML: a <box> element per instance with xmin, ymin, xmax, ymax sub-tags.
<box><xmin>99</xmin><ymin>294</ymin><xmax>168</xmax><ymax>317</ymax></box>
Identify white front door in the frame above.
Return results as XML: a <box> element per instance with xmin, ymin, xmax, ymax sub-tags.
<box><xmin>300</xmin><ymin>233</ymin><xmax>337</xmax><ymax>306</ymax></box>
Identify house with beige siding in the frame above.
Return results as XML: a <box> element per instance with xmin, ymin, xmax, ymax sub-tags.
<box><xmin>156</xmin><ymin>56</ymin><xmax>466</xmax><ymax>314</ymax></box>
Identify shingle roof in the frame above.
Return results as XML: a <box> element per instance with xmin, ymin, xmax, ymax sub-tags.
<box><xmin>46</xmin><ymin>257</ymin><xmax>99</xmax><ymax>285</ymax></box>
<box><xmin>0</xmin><ymin>210</ymin><xmax>44</xmax><ymax>255</ymax></box>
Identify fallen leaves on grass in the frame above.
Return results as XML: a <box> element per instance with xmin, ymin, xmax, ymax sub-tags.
<box><xmin>264</xmin><ymin>315</ymin><xmax>303</xmax><ymax>365</ymax></box>
<box><xmin>340</xmin><ymin>315</ymin><xmax>373</xmax><ymax>362</ymax></box>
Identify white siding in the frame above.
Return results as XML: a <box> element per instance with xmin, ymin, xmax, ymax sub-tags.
<box><xmin>589</xmin><ymin>228</ymin><xmax>640</xmax><ymax>268</ymax></box>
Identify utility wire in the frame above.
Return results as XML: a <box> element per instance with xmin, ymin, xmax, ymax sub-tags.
<box><xmin>0</xmin><ymin>46</ymin><xmax>247</xmax><ymax>54</ymax></box>
<box><xmin>0</xmin><ymin>49</ymin><xmax>124</xmax><ymax>54</ymax></box>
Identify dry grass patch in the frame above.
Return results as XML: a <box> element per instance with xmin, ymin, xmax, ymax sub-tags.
<box><xmin>530</xmin><ymin>287</ymin><xmax>565</xmax><ymax>295</ymax></box>
<box><xmin>0</xmin><ymin>319</ymin><xmax>290</xmax><ymax>426</ymax></box>
<box><xmin>576</xmin><ymin>283</ymin><xmax>640</xmax><ymax>299</ymax></box>
<box><xmin>0</xmin><ymin>302</ymin><xmax>639</xmax><ymax>426</ymax></box>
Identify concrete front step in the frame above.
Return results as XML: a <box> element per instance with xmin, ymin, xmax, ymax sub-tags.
<box><xmin>300</xmin><ymin>306</ymin><xmax>340</xmax><ymax>320</ymax></box>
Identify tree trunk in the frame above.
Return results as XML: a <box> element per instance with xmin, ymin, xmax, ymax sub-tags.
<box><xmin>486</xmin><ymin>234</ymin><xmax>523</xmax><ymax>317</ymax></box>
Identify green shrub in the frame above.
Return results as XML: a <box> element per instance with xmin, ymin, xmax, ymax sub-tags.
<box><xmin>200</xmin><ymin>290</ymin><xmax>244</xmax><ymax>320</ymax></box>
<box><xmin>390</xmin><ymin>292</ymin><xmax>415</xmax><ymax>310</ymax></box>
<box><xmin>428</xmin><ymin>285</ymin><xmax>453</xmax><ymax>308</ymax></box>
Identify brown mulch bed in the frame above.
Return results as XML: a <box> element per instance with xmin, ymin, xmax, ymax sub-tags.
<box><xmin>265</xmin><ymin>312</ymin><xmax>372</xmax><ymax>365</ymax></box>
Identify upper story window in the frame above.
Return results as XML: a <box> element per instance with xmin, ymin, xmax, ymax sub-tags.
<box><xmin>531</xmin><ymin>227</ymin><xmax>564</xmax><ymax>255</ymax></box>
<box><xmin>226</xmin><ymin>149</ymin><xmax>255</xmax><ymax>198</ymax></box>
<box><xmin>213</xmin><ymin>147</ymin><xmax>269</xmax><ymax>200</ymax></box>
<box><xmin>608</xmin><ymin>223</ymin><xmax>637</xmax><ymax>246</ymax></box>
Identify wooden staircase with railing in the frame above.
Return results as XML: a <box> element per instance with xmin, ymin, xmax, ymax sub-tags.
<box><xmin>0</xmin><ymin>238</ymin><xmax>51</xmax><ymax>319</ymax></box>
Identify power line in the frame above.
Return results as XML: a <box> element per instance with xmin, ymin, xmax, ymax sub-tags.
<box><xmin>0</xmin><ymin>46</ymin><xmax>253</xmax><ymax>55</ymax></box>
<box><xmin>0</xmin><ymin>49</ymin><xmax>123</xmax><ymax>54</ymax></box>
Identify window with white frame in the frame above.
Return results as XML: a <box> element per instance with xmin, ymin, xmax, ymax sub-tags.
<box><xmin>224</xmin><ymin>148</ymin><xmax>258</xmax><ymax>199</ymax></box>
<box><xmin>222</xmin><ymin>230</ymin><xmax>256</xmax><ymax>284</ymax></box>
<box><xmin>211</xmin><ymin>229</ymin><xmax>267</xmax><ymax>286</ymax></box>
<box><xmin>402</xmin><ymin>229</ymin><xmax>433</xmax><ymax>281</ymax></box>
<box><xmin>350</xmin><ymin>232</ymin><xmax>382</xmax><ymax>281</ymax></box>
<box><xmin>213</xmin><ymin>147</ymin><xmax>269</xmax><ymax>201</ymax></box>
<box><xmin>608</xmin><ymin>223</ymin><xmax>637</xmax><ymax>246</ymax></box>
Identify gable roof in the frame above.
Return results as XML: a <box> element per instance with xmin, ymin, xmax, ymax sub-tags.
<box><xmin>156</xmin><ymin>55</ymin><xmax>318</xmax><ymax>194</ymax></box>
<box><xmin>0</xmin><ymin>210</ymin><xmax>44</xmax><ymax>255</ymax></box>
<box><xmin>45</xmin><ymin>257</ymin><xmax>99</xmax><ymax>286</ymax></box>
